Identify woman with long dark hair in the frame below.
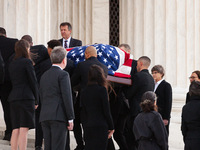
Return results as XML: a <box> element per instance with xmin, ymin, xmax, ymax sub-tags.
<box><xmin>133</xmin><ymin>91</ymin><xmax>168</xmax><ymax>150</ymax></box>
<box><xmin>8</xmin><ymin>39</ymin><xmax>38</xmax><ymax>150</ymax></box>
<box><xmin>80</xmin><ymin>64</ymin><xmax>114</xmax><ymax>150</ymax></box>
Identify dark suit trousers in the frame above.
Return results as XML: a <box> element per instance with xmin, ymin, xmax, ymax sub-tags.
<box><xmin>73</xmin><ymin>98</ymin><xmax>84</xmax><ymax>147</ymax></box>
<box><xmin>35</xmin><ymin>103</ymin><xmax>43</xmax><ymax>147</ymax></box>
<box><xmin>124</xmin><ymin>115</ymin><xmax>137</xmax><ymax>150</ymax></box>
<box><xmin>113</xmin><ymin>114</ymin><xmax>128</xmax><ymax>150</ymax></box>
<box><xmin>42</xmin><ymin>121</ymin><xmax>68</xmax><ymax>150</ymax></box>
<box><xmin>185</xmin><ymin>139</ymin><xmax>200</xmax><ymax>150</ymax></box>
<box><xmin>0</xmin><ymin>82</ymin><xmax>12</xmax><ymax>134</ymax></box>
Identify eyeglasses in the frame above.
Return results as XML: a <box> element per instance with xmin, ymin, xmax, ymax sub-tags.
<box><xmin>189</xmin><ymin>76</ymin><xmax>197</xmax><ymax>79</ymax></box>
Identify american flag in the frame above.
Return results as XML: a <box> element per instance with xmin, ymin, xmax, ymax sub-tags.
<box><xmin>67</xmin><ymin>44</ymin><xmax>133</xmax><ymax>78</ymax></box>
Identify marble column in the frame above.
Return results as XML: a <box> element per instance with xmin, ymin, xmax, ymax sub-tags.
<box><xmin>120</xmin><ymin>0</ymin><xmax>200</xmax><ymax>92</ymax></box>
<box><xmin>0</xmin><ymin>0</ymin><xmax>109</xmax><ymax>46</ymax></box>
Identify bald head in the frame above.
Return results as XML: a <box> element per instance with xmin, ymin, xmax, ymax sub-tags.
<box><xmin>85</xmin><ymin>46</ymin><xmax>97</xmax><ymax>59</ymax></box>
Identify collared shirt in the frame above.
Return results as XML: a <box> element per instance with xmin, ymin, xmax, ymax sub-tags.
<box><xmin>62</xmin><ymin>36</ymin><xmax>71</xmax><ymax>48</ymax></box>
<box><xmin>154</xmin><ymin>78</ymin><xmax>164</xmax><ymax>92</ymax></box>
<box><xmin>52</xmin><ymin>64</ymin><xmax>73</xmax><ymax>123</ymax></box>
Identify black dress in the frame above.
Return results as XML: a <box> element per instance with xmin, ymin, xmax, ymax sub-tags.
<box><xmin>8</xmin><ymin>57</ymin><xmax>38</xmax><ymax>129</ymax></box>
<box><xmin>80</xmin><ymin>84</ymin><xmax>114</xmax><ymax>150</ymax></box>
<box><xmin>181</xmin><ymin>96</ymin><xmax>200</xmax><ymax>150</ymax></box>
<box><xmin>133</xmin><ymin>111</ymin><xmax>168</xmax><ymax>150</ymax></box>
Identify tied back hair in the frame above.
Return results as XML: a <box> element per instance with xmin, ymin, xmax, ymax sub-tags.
<box><xmin>140</xmin><ymin>91</ymin><xmax>158</xmax><ymax>112</ymax></box>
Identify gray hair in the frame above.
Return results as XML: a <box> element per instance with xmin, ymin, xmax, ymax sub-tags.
<box><xmin>50</xmin><ymin>46</ymin><xmax>67</xmax><ymax>64</ymax></box>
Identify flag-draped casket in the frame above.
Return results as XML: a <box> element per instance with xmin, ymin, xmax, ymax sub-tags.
<box><xmin>67</xmin><ymin>44</ymin><xmax>133</xmax><ymax>85</ymax></box>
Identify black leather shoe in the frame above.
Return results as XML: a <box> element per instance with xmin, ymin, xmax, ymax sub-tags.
<box><xmin>74</xmin><ymin>145</ymin><xmax>85</xmax><ymax>150</ymax></box>
<box><xmin>3</xmin><ymin>133</ymin><xmax>11</xmax><ymax>141</ymax></box>
<box><xmin>35</xmin><ymin>146</ymin><xmax>43</xmax><ymax>150</ymax></box>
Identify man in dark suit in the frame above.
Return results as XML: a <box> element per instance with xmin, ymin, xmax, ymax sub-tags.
<box><xmin>126</xmin><ymin>56</ymin><xmax>155</xmax><ymax>150</ymax></box>
<box><xmin>58</xmin><ymin>22</ymin><xmax>83</xmax><ymax>150</ymax></box>
<box><xmin>40</xmin><ymin>46</ymin><xmax>75</xmax><ymax>150</ymax></box>
<box><xmin>0</xmin><ymin>27</ymin><xmax>18</xmax><ymax>141</ymax></box>
<box><xmin>71</xmin><ymin>46</ymin><xmax>108</xmax><ymax>150</ymax></box>
<box><xmin>0</xmin><ymin>51</ymin><xmax>4</xmax><ymax>84</ymax></box>
<box><xmin>59</xmin><ymin>22</ymin><xmax>82</xmax><ymax>48</ymax></box>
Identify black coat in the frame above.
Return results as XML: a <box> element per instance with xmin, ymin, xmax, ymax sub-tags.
<box><xmin>133</xmin><ymin>111</ymin><xmax>168</xmax><ymax>150</ymax></box>
<box><xmin>59</xmin><ymin>37</ymin><xmax>82</xmax><ymax>48</ymax></box>
<box><xmin>80</xmin><ymin>84</ymin><xmax>114</xmax><ymax>129</ymax></box>
<box><xmin>155</xmin><ymin>80</ymin><xmax>172</xmax><ymax>120</ymax></box>
<box><xmin>130</xmin><ymin>59</ymin><xmax>137</xmax><ymax>80</ymax></box>
<box><xmin>0</xmin><ymin>51</ymin><xmax>4</xmax><ymax>84</ymax></box>
<box><xmin>181</xmin><ymin>96</ymin><xmax>200</xmax><ymax>140</ymax></box>
<box><xmin>126</xmin><ymin>69</ymin><xmax>155</xmax><ymax>116</ymax></box>
<box><xmin>71</xmin><ymin>57</ymin><xmax>108</xmax><ymax>89</ymax></box>
<box><xmin>8</xmin><ymin>57</ymin><xmax>39</xmax><ymax>104</ymax></box>
<box><xmin>0</xmin><ymin>36</ymin><xmax>18</xmax><ymax>82</ymax></box>
<box><xmin>39</xmin><ymin>66</ymin><xmax>75</xmax><ymax>123</ymax></box>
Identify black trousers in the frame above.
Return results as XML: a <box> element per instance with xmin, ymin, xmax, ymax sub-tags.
<box><xmin>73</xmin><ymin>99</ymin><xmax>84</xmax><ymax>147</ymax></box>
<box><xmin>42</xmin><ymin>121</ymin><xmax>68</xmax><ymax>150</ymax></box>
<box><xmin>124</xmin><ymin>115</ymin><xmax>137</xmax><ymax>150</ymax></box>
<box><xmin>0</xmin><ymin>82</ymin><xmax>12</xmax><ymax>135</ymax></box>
<box><xmin>185</xmin><ymin>139</ymin><xmax>200</xmax><ymax>150</ymax></box>
<box><xmin>35</xmin><ymin>103</ymin><xmax>43</xmax><ymax>147</ymax></box>
<box><xmin>113</xmin><ymin>113</ymin><xmax>128</xmax><ymax>150</ymax></box>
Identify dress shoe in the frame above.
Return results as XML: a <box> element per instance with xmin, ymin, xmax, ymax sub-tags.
<box><xmin>74</xmin><ymin>145</ymin><xmax>85</xmax><ymax>150</ymax></box>
<box><xmin>3</xmin><ymin>133</ymin><xmax>11</xmax><ymax>141</ymax></box>
<box><xmin>35</xmin><ymin>146</ymin><xmax>43</xmax><ymax>150</ymax></box>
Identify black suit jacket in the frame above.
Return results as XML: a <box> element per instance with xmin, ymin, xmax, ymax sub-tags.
<box><xmin>39</xmin><ymin>66</ymin><xmax>75</xmax><ymax>123</ymax></box>
<box><xmin>71</xmin><ymin>57</ymin><xmax>108</xmax><ymax>89</ymax></box>
<box><xmin>126</xmin><ymin>69</ymin><xmax>155</xmax><ymax>116</ymax></box>
<box><xmin>155</xmin><ymin>80</ymin><xmax>172</xmax><ymax>120</ymax></box>
<box><xmin>0</xmin><ymin>36</ymin><xmax>18</xmax><ymax>82</ymax></box>
<box><xmin>8</xmin><ymin>57</ymin><xmax>39</xmax><ymax>104</ymax></box>
<box><xmin>181</xmin><ymin>96</ymin><xmax>200</xmax><ymax>140</ymax></box>
<box><xmin>130</xmin><ymin>59</ymin><xmax>137</xmax><ymax>80</ymax></box>
<box><xmin>59</xmin><ymin>37</ymin><xmax>82</xmax><ymax>48</ymax></box>
<box><xmin>81</xmin><ymin>84</ymin><xmax>114</xmax><ymax>129</ymax></box>
<box><xmin>0</xmin><ymin>51</ymin><xmax>4</xmax><ymax>84</ymax></box>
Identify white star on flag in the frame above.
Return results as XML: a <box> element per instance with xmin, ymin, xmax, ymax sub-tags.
<box><xmin>98</xmin><ymin>52</ymin><xmax>102</xmax><ymax>57</ymax></box>
<box><xmin>108</xmin><ymin>65</ymin><xmax>111</xmax><ymax>69</ymax></box>
<box><xmin>71</xmin><ymin>51</ymin><xmax>75</xmax><ymax>54</ymax></box>
<box><xmin>79</xmin><ymin>50</ymin><xmax>83</xmax><ymax>53</ymax></box>
<box><xmin>109</xmin><ymin>50</ymin><xmax>112</xmax><ymax>54</ymax></box>
<box><xmin>72</xmin><ymin>53</ymin><xmax>76</xmax><ymax>57</ymax></box>
<box><xmin>76</xmin><ymin>58</ymin><xmax>80</xmax><ymax>62</ymax></box>
<box><xmin>107</xmin><ymin>53</ymin><xmax>110</xmax><ymax>57</ymax></box>
<box><xmin>80</xmin><ymin>53</ymin><xmax>84</xmax><ymax>57</ymax></box>
<box><xmin>115</xmin><ymin>55</ymin><xmax>118</xmax><ymax>60</ymax></box>
<box><xmin>103</xmin><ymin>58</ymin><xmax>107</xmax><ymax>63</ymax></box>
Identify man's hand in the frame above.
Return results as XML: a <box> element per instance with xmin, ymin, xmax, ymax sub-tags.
<box><xmin>68</xmin><ymin>122</ymin><xmax>74</xmax><ymax>131</ymax></box>
<box><xmin>108</xmin><ymin>130</ymin><xmax>114</xmax><ymax>139</ymax></box>
<box><xmin>35</xmin><ymin>105</ymin><xmax>38</xmax><ymax>109</ymax></box>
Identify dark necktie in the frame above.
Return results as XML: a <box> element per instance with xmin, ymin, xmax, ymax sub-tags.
<box><xmin>64</xmin><ymin>40</ymin><xmax>68</xmax><ymax>48</ymax></box>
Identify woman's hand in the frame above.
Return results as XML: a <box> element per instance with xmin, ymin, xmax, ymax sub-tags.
<box><xmin>35</xmin><ymin>105</ymin><xmax>38</xmax><ymax>109</ymax></box>
<box><xmin>108</xmin><ymin>130</ymin><xmax>114</xmax><ymax>139</ymax></box>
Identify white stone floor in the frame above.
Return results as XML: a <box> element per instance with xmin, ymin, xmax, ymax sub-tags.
<box><xmin>0</xmin><ymin>97</ymin><xmax>185</xmax><ymax>150</ymax></box>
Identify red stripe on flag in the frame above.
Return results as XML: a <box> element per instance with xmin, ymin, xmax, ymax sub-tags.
<box><xmin>114</xmin><ymin>72</ymin><xmax>131</xmax><ymax>78</ymax></box>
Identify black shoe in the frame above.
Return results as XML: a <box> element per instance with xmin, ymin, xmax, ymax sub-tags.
<box><xmin>74</xmin><ymin>145</ymin><xmax>85</xmax><ymax>150</ymax></box>
<box><xmin>3</xmin><ymin>133</ymin><xmax>11</xmax><ymax>141</ymax></box>
<box><xmin>35</xmin><ymin>146</ymin><xmax>43</xmax><ymax>150</ymax></box>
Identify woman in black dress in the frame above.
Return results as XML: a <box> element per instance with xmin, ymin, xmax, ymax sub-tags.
<box><xmin>8</xmin><ymin>40</ymin><xmax>38</xmax><ymax>150</ymax></box>
<box><xmin>80</xmin><ymin>65</ymin><xmax>114</xmax><ymax>150</ymax></box>
<box><xmin>133</xmin><ymin>91</ymin><xmax>168</xmax><ymax>150</ymax></box>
